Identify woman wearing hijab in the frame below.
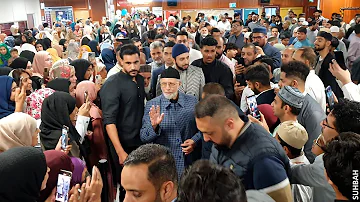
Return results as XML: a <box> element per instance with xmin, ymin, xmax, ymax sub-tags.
<box><xmin>0</xmin><ymin>43</ymin><xmax>11</xmax><ymax>67</ymax></box>
<box><xmin>0</xmin><ymin>112</ymin><xmax>39</xmax><ymax>152</ymax></box>
<box><xmin>38</xmin><ymin>150</ymin><xmax>74</xmax><ymax>202</ymax></box>
<box><xmin>59</xmin><ymin>39</ymin><xmax>67</xmax><ymax>52</ymax></box>
<box><xmin>71</xmin><ymin>59</ymin><xmax>93</xmax><ymax>83</ymax></box>
<box><xmin>88</xmin><ymin>40</ymin><xmax>100</xmax><ymax>57</ymax></box>
<box><xmin>101</xmin><ymin>48</ymin><xmax>116</xmax><ymax>72</ymax></box>
<box><xmin>39</xmin><ymin>92</ymin><xmax>90</xmax><ymax>157</ymax></box>
<box><xmin>75</xmin><ymin>81</ymin><xmax>109</xmax><ymax>168</ymax></box>
<box><xmin>0</xmin><ymin>67</ymin><xmax>12</xmax><ymax>76</ymax></box>
<box><xmin>9</xmin><ymin>25</ymin><xmax>20</xmax><ymax>38</ymax></box>
<box><xmin>47</xmin><ymin>78</ymin><xmax>71</xmax><ymax>93</ymax></box>
<box><xmin>46</xmin><ymin>48</ymin><xmax>61</xmax><ymax>63</ymax></box>
<box><xmin>95</xmin><ymin>61</ymin><xmax>107</xmax><ymax>83</ymax></box>
<box><xmin>70</xmin><ymin>157</ymin><xmax>87</xmax><ymax>185</ymax></box>
<box><xmin>0</xmin><ymin>147</ymin><xmax>50</xmax><ymax>202</ymax></box>
<box><xmin>67</xmin><ymin>42</ymin><xmax>80</xmax><ymax>62</ymax></box>
<box><xmin>78</xmin><ymin>45</ymin><xmax>91</xmax><ymax>59</ymax></box>
<box><xmin>0</xmin><ymin>76</ymin><xmax>25</xmax><ymax>119</ymax></box>
<box><xmin>4</xmin><ymin>36</ymin><xmax>15</xmax><ymax>48</ymax></box>
<box><xmin>26</xmin><ymin>88</ymin><xmax>55</xmax><ymax>120</ymax></box>
<box><xmin>32</xmin><ymin>51</ymin><xmax>52</xmax><ymax>88</ymax></box>
<box><xmin>10</xmin><ymin>57</ymin><xmax>29</xmax><ymax>69</ymax></box>
<box><xmin>20</xmin><ymin>50</ymin><xmax>35</xmax><ymax>63</ymax></box>
<box><xmin>53</xmin><ymin>44</ymin><xmax>64</xmax><ymax>58</ymax></box>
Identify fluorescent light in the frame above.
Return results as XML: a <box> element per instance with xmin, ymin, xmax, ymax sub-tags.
<box><xmin>40</xmin><ymin>3</ymin><xmax>45</xmax><ymax>9</ymax></box>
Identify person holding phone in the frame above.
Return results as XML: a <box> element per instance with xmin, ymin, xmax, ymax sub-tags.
<box><xmin>329</xmin><ymin>59</ymin><xmax>360</xmax><ymax>102</ymax></box>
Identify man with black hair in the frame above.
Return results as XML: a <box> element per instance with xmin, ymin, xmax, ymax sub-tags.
<box><xmin>100</xmin><ymin>45</ymin><xmax>145</xmax><ymax>195</ymax></box>
<box><xmin>194</xmin><ymin>95</ymin><xmax>292</xmax><ymax>202</ymax></box>
<box><xmin>314</xmin><ymin>31</ymin><xmax>343</xmax><ymax>98</ymax></box>
<box><xmin>176</xmin><ymin>31</ymin><xmax>202</xmax><ymax>63</ymax></box>
<box><xmin>279</xmin><ymin>61</ymin><xmax>326</xmax><ymax>163</ymax></box>
<box><xmin>178</xmin><ymin>160</ymin><xmax>248</xmax><ymax>202</ymax></box>
<box><xmin>228</xmin><ymin>20</ymin><xmax>245</xmax><ymax>49</ymax></box>
<box><xmin>225</xmin><ymin>43</ymin><xmax>238</xmax><ymax>65</ymax></box>
<box><xmin>245</xmin><ymin>63</ymin><xmax>276</xmax><ymax>105</ymax></box>
<box><xmin>191</xmin><ymin>36</ymin><xmax>234</xmax><ymax>99</ymax></box>
<box><xmin>292</xmin><ymin>47</ymin><xmax>326</xmax><ymax>112</ymax></box>
<box><xmin>323</xmin><ymin>132</ymin><xmax>360</xmax><ymax>201</ymax></box>
<box><xmin>121</xmin><ymin>144</ymin><xmax>178</xmax><ymax>202</ymax></box>
<box><xmin>252</xmin><ymin>27</ymin><xmax>282</xmax><ymax>69</ymax></box>
<box><xmin>294</xmin><ymin>27</ymin><xmax>312</xmax><ymax>48</ymax></box>
<box><xmin>234</xmin><ymin>12</ymin><xmax>241</xmax><ymax>21</ymax></box>
<box><xmin>280</xmin><ymin>33</ymin><xmax>291</xmax><ymax>46</ymax></box>
<box><xmin>210</xmin><ymin>27</ymin><xmax>221</xmax><ymax>38</ymax></box>
<box><xmin>290</xmin><ymin>98</ymin><xmax>360</xmax><ymax>202</ymax></box>
<box><xmin>143</xmin><ymin>29</ymin><xmax>156</xmax><ymax>48</ymax></box>
<box><xmin>140</xmin><ymin>68</ymin><xmax>202</xmax><ymax>176</ymax></box>
<box><xmin>307</xmin><ymin>21</ymin><xmax>319</xmax><ymax>44</ymax></box>
<box><xmin>215</xmin><ymin>37</ymin><xmax>235</xmax><ymax>76</ymax></box>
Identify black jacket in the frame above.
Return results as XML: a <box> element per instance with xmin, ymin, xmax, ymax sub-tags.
<box><xmin>316</xmin><ymin>52</ymin><xmax>344</xmax><ymax>98</ymax></box>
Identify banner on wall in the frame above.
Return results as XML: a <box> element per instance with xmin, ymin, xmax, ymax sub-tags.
<box><xmin>152</xmin><ymin>7</ymin><xmax>163</xmax><ymax>18</ymax></box>
<box><xmin>165</xmin><ymin>11</ymin><xmax>180</xmax><ymax>20</ymax></box>
<box><xmin>243</xmin><ymin>8</ymin><xmax>259</xmax><ymax>22</ymax></box>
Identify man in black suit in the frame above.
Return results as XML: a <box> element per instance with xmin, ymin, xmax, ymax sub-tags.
<box><xmin>135</xmin><ymin>19</ymin><xmax>147</xmax><ymax>40</ymax></box>
<box><xmin>314</xmin><ymin>31</ymin><xmax>343</xmax><ymax>98</ymax></box>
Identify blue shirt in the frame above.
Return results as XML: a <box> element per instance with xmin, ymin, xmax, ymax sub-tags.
<box><xmin>262</xmin><ymin>43</ymin><xmax>282</xmax><ymax>69</ymax></box>
<box><xmin>140</xmin><ymin>92</ymin><xmax>202</xmax><ymax>176</ymax></box>
<box><xmin>294</xmin><ymin>39</ymin><xmax>313</xmax><ymax>49</ymax></box>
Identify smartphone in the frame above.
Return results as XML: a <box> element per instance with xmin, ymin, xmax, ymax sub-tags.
<box><xmin>44</xmin><ymin>68</ymin><xmax>49</xmax><ymax>80</ymax></box>
<box><xmin>253</xmin><ymin>42</ymin><xmax>259</xmax><ymax>46</ymax></box>
<box><xmin>95</xmin><ymin>75</ymin><xmax>102</xmax><ymax>85</ymax></box>
<box><xmin>61</xmin><ymin>125</ymin><xmax>69</xmax><ymax>150</ymax></box>
<box><xmin>246</xmin><ymin>95</ymin><xmax>261</xmax><ymax>119</ymax></box>
<box><xmin>88</xmin><ymin>52</ymin><xmax>96</xmax><ymax>62</ymax></box>
<box><xmin>19</xmin><ymin>77</ymin><xmax>23</xmax><ymax>89</ymax></box>
<box><xmin>84</xmin><ymin>90</ymin><xmax>88</xmax><ymax>102</ymax></box>
<box><xmin>236</xmin><ymin>57</ymin><xmax>245</xmax><ymax>66</ymax></box>
<box><xmin>55</xmin><ymin>170</ymin><xmax>72</xmax><ymax>202</ymax></box>
<box><xmin>332</xmin><ymin>53</ymin><xmax>347</xmax><ymax>70</ymax></box>
<box><xmin>81</xmin><ymin>52</ymin><xmax>89</xmax><ymax>60</ymax></box>
<box><xmin>326</xmin><ymin>86</ymin><xmax>335</xmax><ymax>110</ymax></box>
<box><xmin>236</xmin><ymin>74</ymin><xmax>247</xmax><ymax>86</ymax></box>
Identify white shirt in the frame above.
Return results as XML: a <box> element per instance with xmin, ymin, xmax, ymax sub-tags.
<box><xmin>290</xmin><ymin>154</ymin><xmax>313</xmax><ymax>202</ymax></box>
<box><xmin>217</xmin><ymin>20</ymin><xmax>231</xmax><ymax>31</ymax></box>
<box><xmin>209</xmin><ymin>19</ymin><xmax>218</xmax><ymax>27</ymax></box>
<box><xmin>189</xmin><ymin>48</ymin><xmax>203</xmax><ymax>64</ymax></box>
<box><xmin>76</xmin><ymin>115</ymin><xmax>90</xmax><ymax>144</ymax></box>
<box><xmin>305</xmin><ymin>70</ymin><xmax>326</xmax><ymax>112</ymax></box>
<box><xmin>340</xmin><ymin>82</ymin><xmax>360</xmax><ymax>102</ymax></box>
<box><xmin>106</xmin><ymin>63</ymin><xmax>122</xmax><ymax>79</ymax></box>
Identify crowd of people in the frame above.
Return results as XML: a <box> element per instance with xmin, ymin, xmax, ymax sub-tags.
<box><xmin>0</xmin><ymin>8</ymin><xmax>359</xmax><ymax>202</ymax></box>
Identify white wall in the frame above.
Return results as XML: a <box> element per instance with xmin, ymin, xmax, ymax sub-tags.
<box><xmin>0</xmin><ymin>0</ymin><xmax>42</xmax><ymax>27</ymax></box>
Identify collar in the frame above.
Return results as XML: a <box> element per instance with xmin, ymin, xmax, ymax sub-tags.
<box><xmin>257</xmin><ymin>88</ymin><xmax>273</xmax><ymax>96</ymax></box>
<box><xmin>165</xmin><ymin>64</ymin><xmax>173</xmax><ymax>69</ymax></box>
<box><xmin>290</xmin><ymin>153</ymin><xmax>306</xmax><ymax>164</ymax></box>
<box><xmin>161</xmin><ymin>92</ymin><xmax>185</xmax><ymax>108</ymax></box>
<box><xmin>202</xmin><ymin>59</ymin><xmax>216</xmax><ymax>66</ymax></box>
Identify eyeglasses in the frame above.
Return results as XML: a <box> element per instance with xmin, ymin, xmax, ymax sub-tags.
<box><xmin>160</xmin><ymin>82</ymin><xmax>177</xmax><ymax>88</ymax></box>
<box><xmin>322</xmin><ymin>118</ymin><xmax>336</xmax><ymax>130</ymax></box>
<box><xmin>232</xmin><ymin>24</ymin><xmax>240</xmax><ymax>28</ymax></box>
<box><xmin>315</xmin><ymin>135</ymin><xmax>325</xmax><ymax>148</ymax></box>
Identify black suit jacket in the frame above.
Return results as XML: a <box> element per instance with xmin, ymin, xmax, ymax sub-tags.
<box><xmin>316</xmin><ymin>53</ymin><xmax>344</xmax><ymax>98</ymax></box>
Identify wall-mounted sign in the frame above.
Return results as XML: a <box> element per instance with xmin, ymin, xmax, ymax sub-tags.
<box><xmin>229</xmin><ymin>3</ymin><xmax>236</xmax><ymax>8</ymax></box>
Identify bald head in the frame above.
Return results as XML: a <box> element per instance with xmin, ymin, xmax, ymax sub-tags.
<box><xmin>281</xmin><ymin>48</ymin><xmax>295</xmax><ymax>65</ymax></box>
<box><xmin>215</xmin><ymin>37</ymin><xmax>225</xmax><ymax>59</ymax></box>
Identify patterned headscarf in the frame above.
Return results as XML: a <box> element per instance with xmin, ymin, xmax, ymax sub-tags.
<box><xmin>49</xmin><ymin>59</ymin><xmax>75</xmax><ymax>80</ymax></box>
<box><xmin>25</xmin><ymin>88</ymin><xmax>55</xmax><ymax>120</ymax></box>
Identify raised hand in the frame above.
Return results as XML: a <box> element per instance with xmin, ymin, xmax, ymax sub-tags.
<box><xmin>149</xmin><ymin>105</ymin><xmax>164</xmax><ymax>130</ymax></box>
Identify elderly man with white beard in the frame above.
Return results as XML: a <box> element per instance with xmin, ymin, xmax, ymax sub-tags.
<box><xmin>140</xmin><ymin>67</ymin><xmax>202</xmax><ymax>176</ymax></box>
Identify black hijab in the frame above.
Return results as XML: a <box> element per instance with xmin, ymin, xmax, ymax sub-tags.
<box><xmin>9</xmin><ymin>57</ymin><xmax>29</xmax><ymax>69</ymax></box>
<box><xmin>0</xmin><ymin>67</ymin><xmax>12</xmax><ymax>76</ymax></box>
<box><xmin>0</xmin><ymin>146</ymin><xmax>47</xmax><ymax>202</ymax></box>
<box><xmin>20</xmin><ymin>50</ymin><xmax>35</xmax><ymax>63</ymax></box>
<box><xmin>40</xmin><ymin>91</ymin><xmax>81</xmax><ymax>150</ymax></box>
<box><xmin>47</xmin><ymin>78</ymin><xmax>70</xmax><ymax>93</ymax></box>
<box><xmin>87</xmin><ymin>40</ymin><xmax>100</xmax><ymax>57</ymax></box>
<box><xmin>70</xmin><ymin>59</ymin><xmax>92</xmax><ymax>83</ymax></box>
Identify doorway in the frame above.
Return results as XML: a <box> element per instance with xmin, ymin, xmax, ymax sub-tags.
<box><xmin>27</xmin><ymin>14</ymin><xmax>35</xmax><ymax>29</ymax></box>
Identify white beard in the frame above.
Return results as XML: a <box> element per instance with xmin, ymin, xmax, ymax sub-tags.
<box><xmin>163</xmin><ymin>92</ymin><xmax>178</xmax><ymax>100</ymax></box>
<box><xmin>145</xmin><ymin>85</ymin><xmax>151</xmax><ymax>94</ymax></box>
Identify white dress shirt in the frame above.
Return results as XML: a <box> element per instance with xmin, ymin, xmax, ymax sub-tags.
<box><xmin>240</xmin><ymin>82</ymin><xmax>278</xmax><ymax>112</ymax></box>
<box><xmin>189</xmin><ymin>48</ymin><xmax>203</xmax><ymax>64</ymax></box>
<box><xmin>340</xmin><ymin>82</ymin><xmax>360</xmax><ymax>102</ymax></box>
<box><xmin>217</xmin><ymin>20</ymin><xmax>231</xmax><ymax>31</ymax></box>
<box><xmin>106</xmin><ymin>63</ymin><xmax>122</xmax><ymax>79</ymax></box>
<box><xmin>305</xmin><ymin>70</ymin><xmax>326</xmax><ymax>112</ymax></box>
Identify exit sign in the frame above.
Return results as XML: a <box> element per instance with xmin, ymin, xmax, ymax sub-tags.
<box><xmin>229</xmin><ymin>3</ymin><xmax>236</xmax><ymax>8</ymax></box>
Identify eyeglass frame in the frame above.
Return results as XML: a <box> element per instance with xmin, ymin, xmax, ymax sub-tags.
<box><xmin>322</xmin><ymin>118</ymin><xmax>336</xmax><ymax>130</ymax></box>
